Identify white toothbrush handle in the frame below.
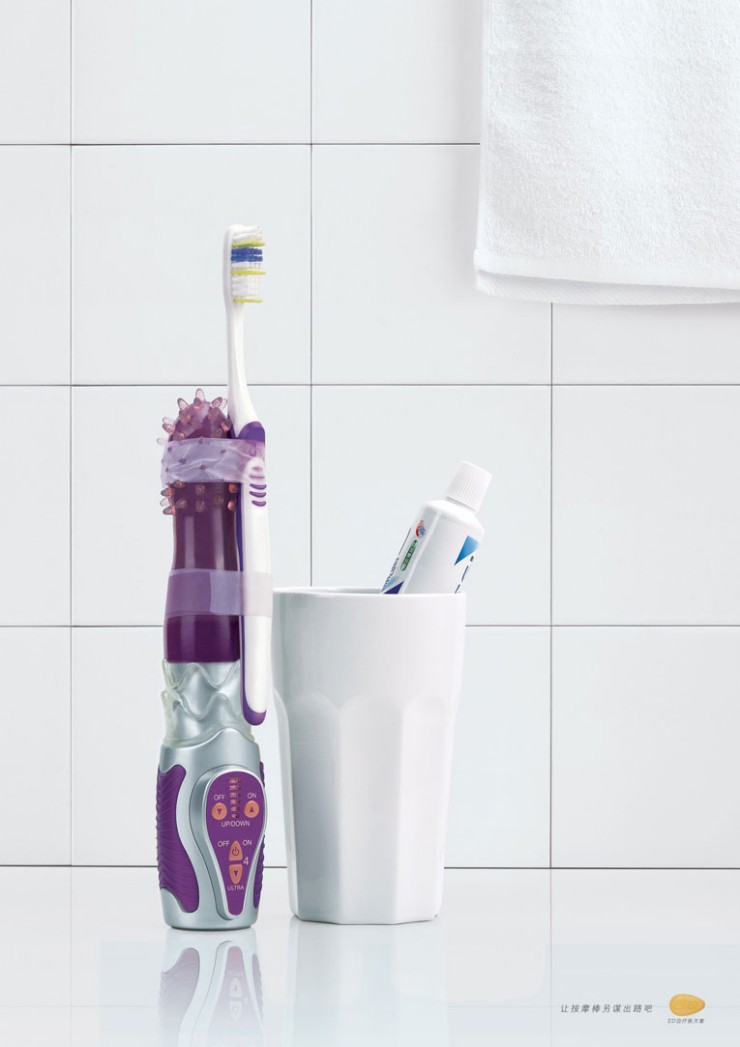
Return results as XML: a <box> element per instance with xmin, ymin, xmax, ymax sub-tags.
<box><xmin>239</xmin><ymin>454</ymin><xmax>272</xmax><ymax>725</ymax></box>
<box><xmin>241</xmin><ymin>614</ymin><xmax>272</xmax><ymax>723</ymax></box>
<box><xmin>223</xmin><ymin>223</ymin><xmax>270</xmax><ymax>725</ymax></box>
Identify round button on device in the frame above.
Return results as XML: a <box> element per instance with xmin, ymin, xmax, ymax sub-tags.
<box><xmin>244</xmin><ymin>800</ymin><xmax>260</xmax><ymax>819</ymax></box>
<box><xmin>211</xmin><ymin>802</ymin><xmax>228</xmax><ymax>820</ymax></box>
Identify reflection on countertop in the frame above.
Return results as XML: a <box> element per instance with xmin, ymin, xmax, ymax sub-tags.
<box><xmin>0</xmin><ymin>868</ymin><xmax>739</xmax><ymax>1044</ymax></box>
<box><xmin>285</xmin><ymin>915</ymin><xmax>450</xmax><ymax>1046</ymax></box>
<box><xmin>159</xmin><ymin>931</ymin><xmax>263</xmax><ymax>1046</ymax></box>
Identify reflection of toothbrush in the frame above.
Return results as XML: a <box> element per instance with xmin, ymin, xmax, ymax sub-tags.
<box><xmin>223</xmin><ymin>225</ymin><xmax>272</xmax><ymax>727</ymax></box>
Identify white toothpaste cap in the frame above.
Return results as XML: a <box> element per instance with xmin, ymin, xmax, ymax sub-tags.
<box><xmin>445</xmin><ymin>460</ymin><xmax>492</xmax><ymax>513</ymax></box>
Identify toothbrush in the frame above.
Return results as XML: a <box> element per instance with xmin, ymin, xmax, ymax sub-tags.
<box><xmin>155</xmin><ymin>228</ymin><xmax>269</xmax><ymax>930</ymax></box>
<box><xmin>224</xmin><ymin>225</ymin><xmax>273</xmax><ymax>728</ymax></box>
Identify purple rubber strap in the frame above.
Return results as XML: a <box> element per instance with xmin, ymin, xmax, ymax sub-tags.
<box><xmin>156</xmin><ymin>765</ymin><xmax>199</xmax><ymax>913</ymax></box>
<box><xmin>236</xmin><ymin>420</ymin><xmax>268</xmax><ymax>727</ymax></box>
<box><xmin>165</xmin><ymin>569</ymin><xmax>243</xmax><ymax>619</ymax></box>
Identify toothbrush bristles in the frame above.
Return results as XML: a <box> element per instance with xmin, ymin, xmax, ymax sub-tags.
<box><xmin>230</xmin><ymin>227</ymin><xmax>265</xmax><ymax>304</ymax></box>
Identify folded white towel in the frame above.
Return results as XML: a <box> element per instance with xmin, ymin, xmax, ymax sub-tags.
<box><xmin>476</xmin><ymin>0</ymin><xmax>740</xmax><ymax>304</ymax></box>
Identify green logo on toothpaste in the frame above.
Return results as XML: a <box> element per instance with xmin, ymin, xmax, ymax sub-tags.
<box><xmin>401</xmin><ymin>540</ymin><xmax>417</xmax><ymax>571</ymax></box>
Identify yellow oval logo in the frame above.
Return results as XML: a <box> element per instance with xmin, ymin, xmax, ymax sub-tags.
<box><xmin>669</xmin><ymin>994</ymin><xmax>705</xmax><ymax>1017</ymax></box>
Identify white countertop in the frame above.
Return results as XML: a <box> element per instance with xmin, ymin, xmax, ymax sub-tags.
<box><xmin>0</xmin><ymin>867</ymin><xmax>737</xmax><ymax>1044</ymax></box>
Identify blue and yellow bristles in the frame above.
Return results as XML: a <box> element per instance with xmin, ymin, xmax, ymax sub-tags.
<box><xmin>230</xmin><ymin>228</ymin><xmax>265</xmax><ymax>304</ymax></box>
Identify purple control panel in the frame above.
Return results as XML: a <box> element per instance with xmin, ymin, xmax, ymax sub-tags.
<box><xmin>205</xmin><ymin>770</ymin><xmax>265</xmax><ymax>915</ymax></box>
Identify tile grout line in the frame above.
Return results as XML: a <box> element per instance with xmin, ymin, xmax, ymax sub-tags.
<box><xmin>11</xmin><ymin>381</ymin><xmax>740</xmax><ymax>388</ymax></box>
<box><xmin>68</xmin><ymin>0</ymin><xmax>74</xmax><ymax>870</ymax></box>
<box><xmin>548</xmin><ymin>868</ymin><xmax>553</xmax><ymax>1033</ymax></box>
<box><xmin>7</xmin><ymin>622</ymin><xmax>740</xmax><ymax>629</ymax></box>
<box><xmin>309</xmin><ymin>0</ymin><xmax>314</xmax><ymax>585</ymax></box>
<box><xmin>549</xmin><ymin>302</ymin><xmax>554</xmax><ymax>871</ymax></box>
<box><xmin>2</xmin><ymin>863</ymin><xmax>739</xmax><ymax>870</ymax></box>
<box><xmin>0</xmin><ymin>141</ymin><xmax>483</xmax><ymax>148</ymax></box>
<box><xmin>309</xmin><ymin>234</ymin><xmax>313</xmax><ymax>584</ymax></box>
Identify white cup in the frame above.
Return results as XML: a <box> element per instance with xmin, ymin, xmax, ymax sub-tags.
<box><xmin>272</xmin><ymin>587</ymin><xmax>466</xmax><ymax>924</ymax></box>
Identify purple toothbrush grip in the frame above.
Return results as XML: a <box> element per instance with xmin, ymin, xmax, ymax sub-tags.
<box><xmin>157</xmin><ymin>765</ymin><xmax>199</xmax><ymax>913</ymax></box>
<box><xmin>236</xmin><ymin>420</ymin><xmax>268</xmax><ymax>727</ymax></box>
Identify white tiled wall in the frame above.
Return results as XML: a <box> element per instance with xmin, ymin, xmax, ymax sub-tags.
<box><xmin>2</xmin><ymin>3</ymin><xmax>739</xmax><ymax>870</ymax></box>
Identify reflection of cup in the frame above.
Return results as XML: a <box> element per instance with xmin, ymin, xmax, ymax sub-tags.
<box><xmin>285</xmin><ymin>915</ymin><xmax>450</xmax><ymax>1046</ymax></box>
<box><xmin>273</xmin><ymin>588</ymin><xmax>466</xmax><ymax>924</ymax></box>
<box><xmin>159</xmin><ymin>930</ymin><xmax>264</xmax><ymax>1046</ymax></box>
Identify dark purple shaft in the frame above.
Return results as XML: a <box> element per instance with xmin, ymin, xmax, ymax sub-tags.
<box><xmin>165</xmin><ymin>481</ymin><xmax>240</xmax><ymax>662</ymax></box>
<box><xmin>161</xmin><ymin>391</ymin><xmax>241</xmax><ymax>664</ymax></box>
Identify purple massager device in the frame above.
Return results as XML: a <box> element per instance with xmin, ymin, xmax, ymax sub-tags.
<box><xmin>156</xmin><ymin>390</ymin><xmax>267</xmax><ymax>930</ymax></box>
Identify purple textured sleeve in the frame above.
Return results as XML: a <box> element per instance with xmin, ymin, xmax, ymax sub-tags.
<box><xmin>156</xmin><ymin>765</ymin><xmax>199</xmax><ymax>914</ymax></box>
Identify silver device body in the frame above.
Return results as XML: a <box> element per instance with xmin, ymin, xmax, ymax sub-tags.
<box><xmin>159</xmin><ymin>661</ymin><xmax>267</xmax><ymax>931</ymax></box>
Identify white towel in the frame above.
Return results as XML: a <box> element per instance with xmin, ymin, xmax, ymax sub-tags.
<box><xmin>475</xmin><ymin>0</ymin><xmax>740</xmax><ymax>304</ymax></box>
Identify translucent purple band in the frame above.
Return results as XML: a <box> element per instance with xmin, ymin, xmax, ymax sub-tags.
<box><xmin>161</xmin><ymin>438</ymin><xmax>253</xmax><ymax>486</ymax></box>
<box><xmin>165</xmin><ymin>569</ymin><xmax>273</xmax><ymax>619</ymax></box>
<box><xmin>166</xmin><ymin>569</ymin><xmax>242</xmax><ymax>618</ymax></box>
